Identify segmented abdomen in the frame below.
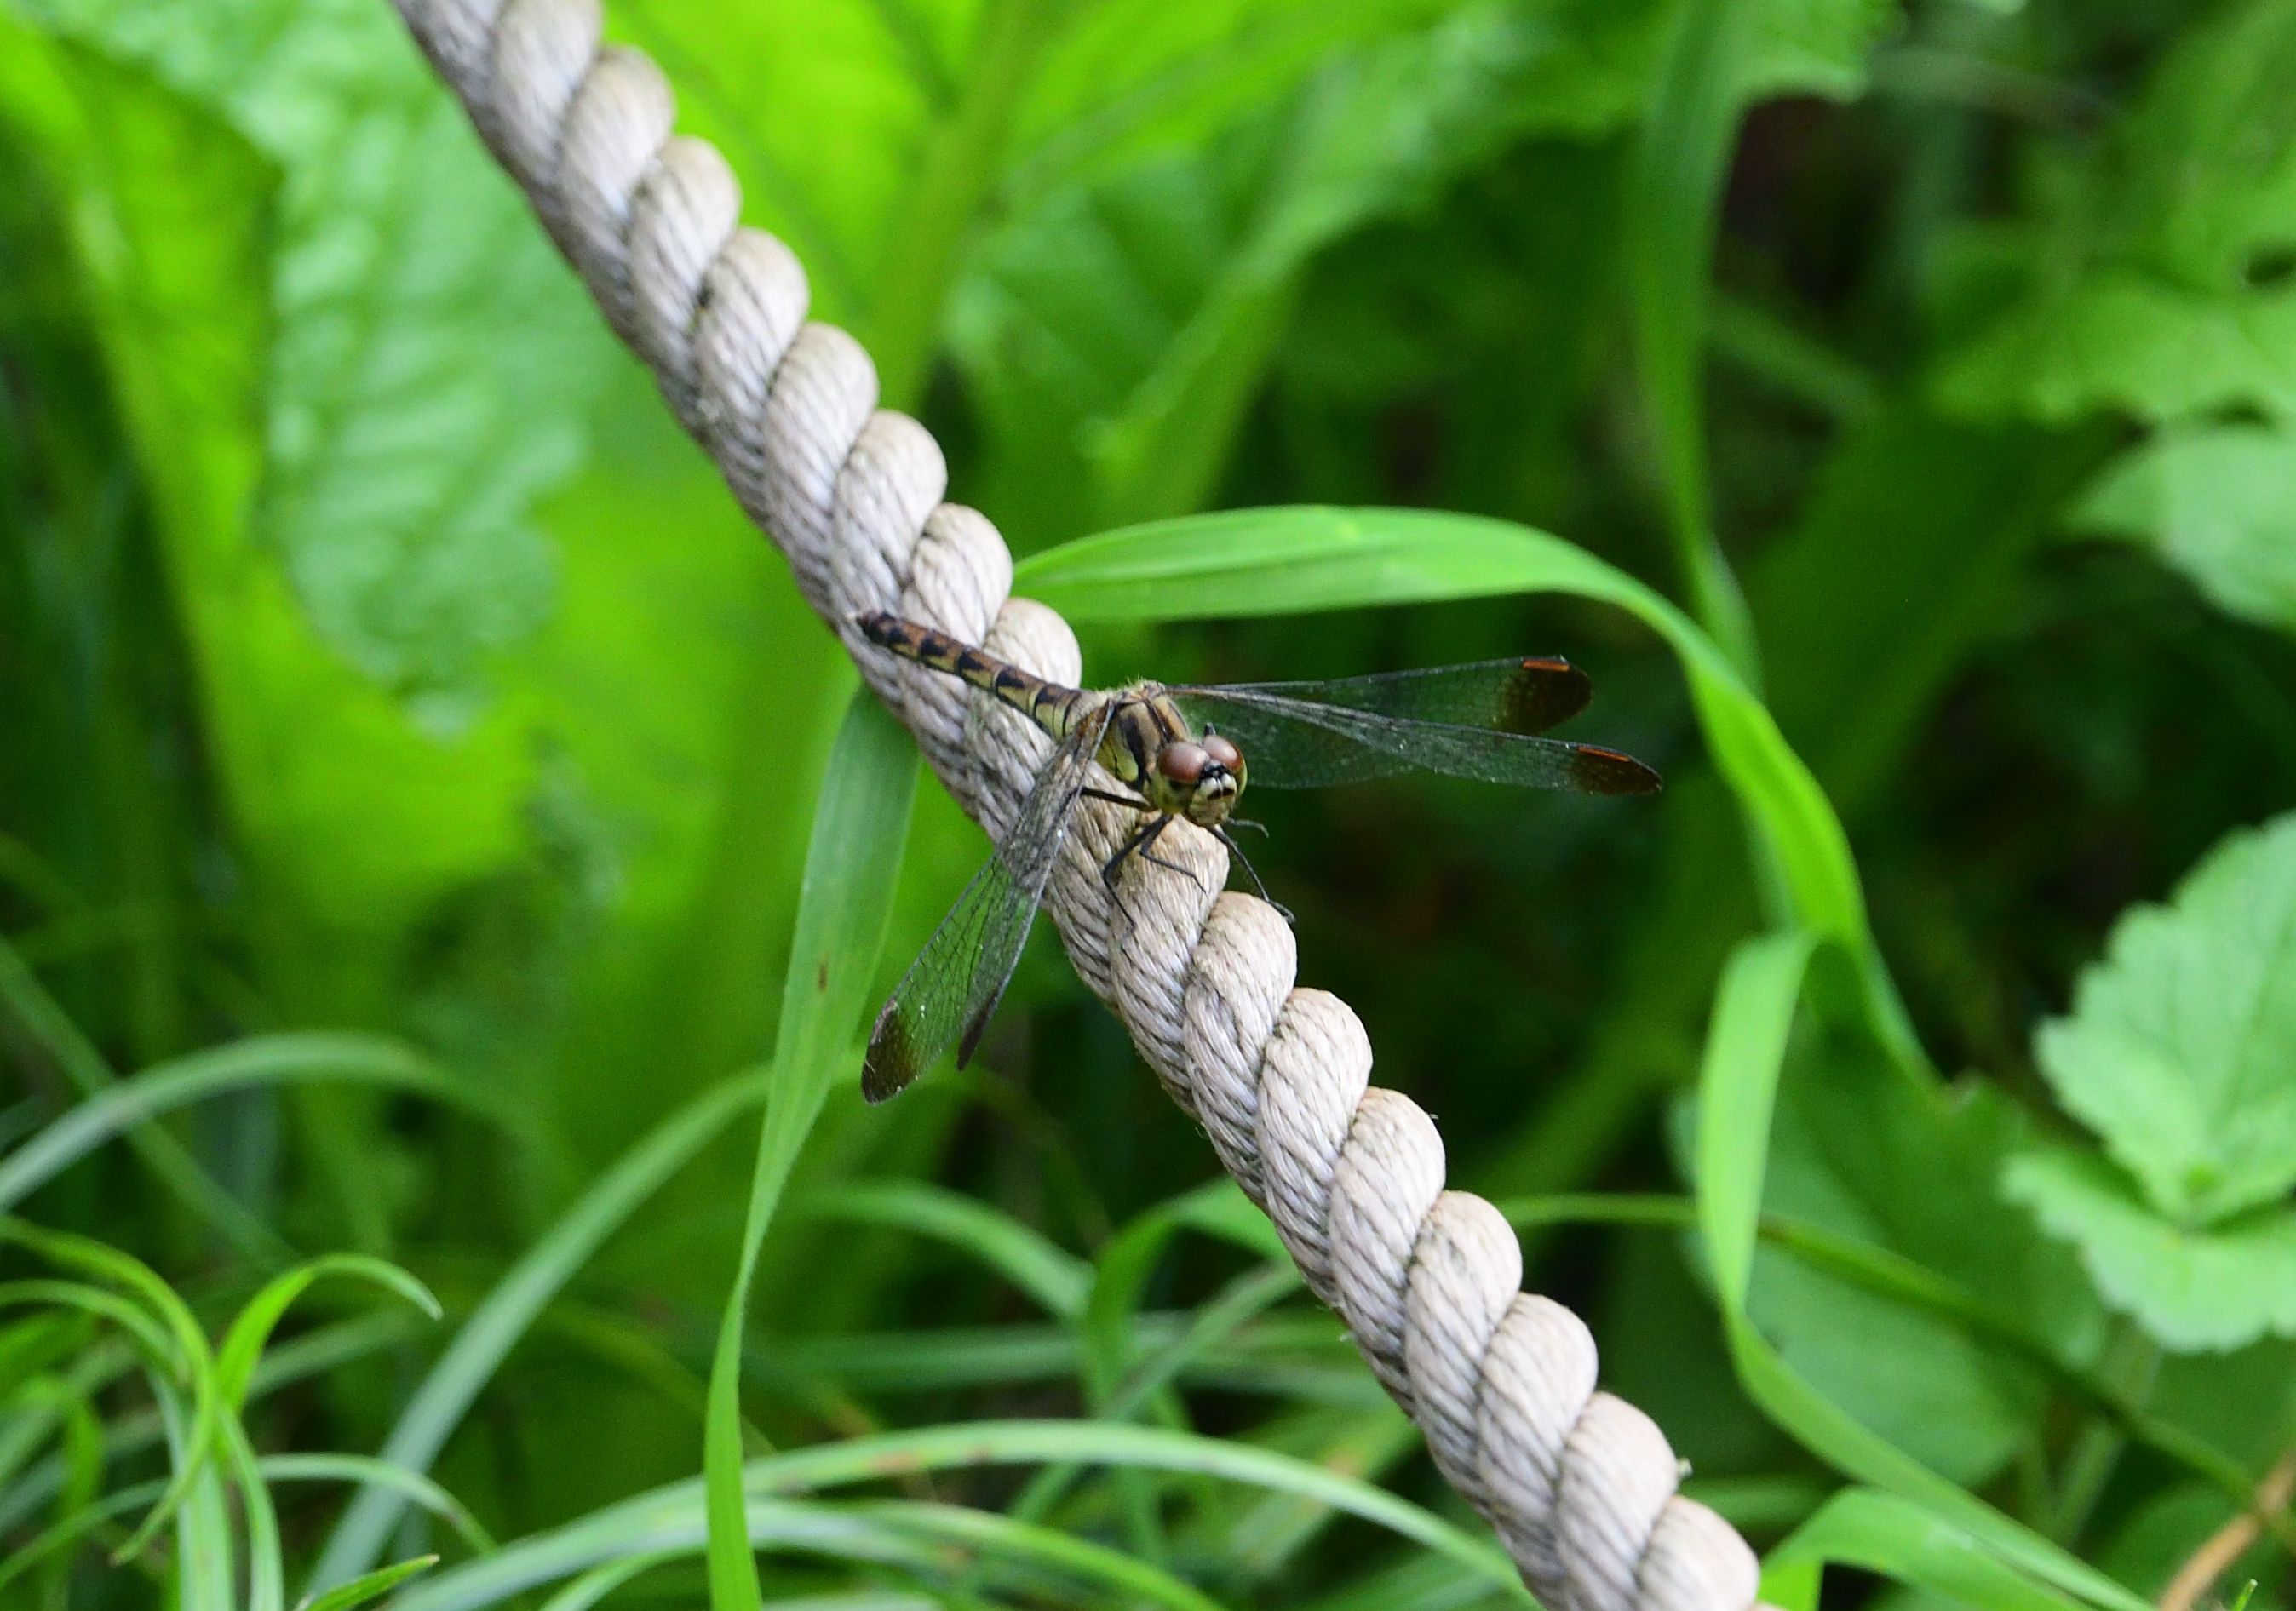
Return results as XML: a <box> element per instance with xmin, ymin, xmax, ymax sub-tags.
<box><xmin>856</xmin><ymin>611</ymin><xmax>1089</xmax><ymax>740</ymax></box>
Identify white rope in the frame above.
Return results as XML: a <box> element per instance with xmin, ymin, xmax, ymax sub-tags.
<box><xmin>383</xmin><ymin>4</ymin><xmax>1769</xmax><ymax>1605</ymax></box>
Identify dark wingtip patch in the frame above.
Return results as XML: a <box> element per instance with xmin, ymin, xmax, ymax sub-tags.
<box><xmin>1503</xmin><ymin>658</ymin><xmax>1593</xmax><ymax>733</ymax></box>
<box><xmin>861</xmin><ymin>1000</ymin><xmax>914</xmax><ymax>1104</ymax></box>
<box><xmin>1575</xmin><ymin>744</ymin><xmax>1664</xmax><ymax>796</ymax></box>
<box><xmin>956</xmin><ymin>1005</ymin><xmax>995</xmax><ymax>1070</ymax></box>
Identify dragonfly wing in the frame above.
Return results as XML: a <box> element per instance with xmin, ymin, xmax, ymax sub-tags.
<box><xmin>1174</xmin><ymin>686</ymin><xmax>1660</xmax><ymax>795</ymax></box>
<box><xmin>1206</xmin><ymin>656</ymin><xmax>1592</xmax><ymax>734</ymax></box>
<box><xmin>862</xmin><ymin>705</ymin><xmax>1116</xmax><ymax>1103</ymax></box>
<box><xmin>1168</xmin><ymin>688</ymin><xmax>1418</xmax><ymax>788</ymax></box>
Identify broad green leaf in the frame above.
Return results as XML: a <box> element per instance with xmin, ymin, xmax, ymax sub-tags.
<box><xmin>2005</xmin><ymin>1149</ymin><xmax>2296</xmax><ymax>1353</ymax></box>
<box><xmin>1692</xmin><ymin>935</ymin><xmax>2150</xmax><ymax>1611</ymax></box>
<box><xmin>1745</xmin><ymin>0</ymin><xmax>1900</xmax><ymax>100</ymax></box>
<box><xmin>1935</xmin><ymin>0</ymin><xmax>2296</xmax><ymax>427</ymax></box>
<box><xmin>612</xmin><ymin>0</ymin><xmax>1473</xmax><ymax>400</ymax></box>
<box><xmin>27</xmin><ymin>0</ymin><xmax>611</xmax><ymax>714</ymax></box>
<box><xmin>0</xmin><ymin>17</ymin><xmax>537</xmax><ymax>942</ymax></box>
<box><xmin>961</xmin><ymin>0</ymin><xmax>1901</xmax><ymax>548</ymax></box>
<box><xmin>2033</xmin><ymin>811</ymin><xmax>2296</xmax><ymax>1225</ymax></box>
<box><xmin>954</xmin><ymin>3</ymin><xmax>1677</xmax><ymax>544</ymax></box>
<box><xmin>2069</xmin><ymin>423</ymin><xmax>2296</xmax><ymax>635</ymax></box>
<box><xmin>1752</xmin><ymin>1048</ymin><xmax>2101</xmax><ymax>1483</ymax></box>
<box><xmin>1937</xmin><ymin>276</ymin><xmax>2296</xmax><ymax>426</ymax></box>
<box><xmin>494</xmin><ymin>374</ymin><xmax>848</xmax><ymax>1162</ymax></box>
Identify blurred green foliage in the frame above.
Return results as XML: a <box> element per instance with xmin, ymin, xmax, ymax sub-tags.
<box><xmin>3</xmin><ymin>0</ymin><xmax>2295</xmax><ymax>1605</ymax></box>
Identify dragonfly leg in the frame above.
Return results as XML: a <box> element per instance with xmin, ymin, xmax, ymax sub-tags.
<box><xmin>1104</xmin><ymin>812</ymin><xmax>1203</xmax><ymax>894</ymax></box>
<box><xmin>1213</xmin><ymin>824</ymin><xmax>1293</xmax><ymax>923</ymax></box>
<box><xmin>1082</xmin><ymin>787</ymin><xmax>1153</xmax><ymax>811</ymax></box>
<box><xmin>1225</xmin><ymin>817</ymin><xmax>1270</xmax><ymax>836</ymax></box>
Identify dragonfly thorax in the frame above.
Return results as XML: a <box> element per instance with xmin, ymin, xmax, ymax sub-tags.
<box><xmin>1101</xmin><ymin>687</ymin><xmax>1248</xmax><ymax>828</ymax></box>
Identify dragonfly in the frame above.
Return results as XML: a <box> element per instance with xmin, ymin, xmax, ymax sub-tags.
<box><xmin>854</xmin><ymin>610</ymin><xmax>1661</xmax><ymax>1102</ymax></box>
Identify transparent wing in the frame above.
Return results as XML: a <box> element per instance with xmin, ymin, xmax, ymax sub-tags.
<box><xmin>862</xmin><ymin>704</ymin><xmax>1114</xmax><ymax>1103</ymax></box>
<box><xmin>1171</xmin><ymin>682</ymin><xmax>1659</xmax><ymax>795</ymax></box>
<box><xmin>1209</xmin><ymin>656</ymin><xmax>1591</xmax><ymax>734</ymax></box>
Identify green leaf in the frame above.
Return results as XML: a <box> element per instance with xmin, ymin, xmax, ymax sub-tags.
<box><xmin>955</xmin><ymin>3</ymin><xmax>1677</xmax><ymax>543</ymax></box>
<box><xmin>801</xmin><ymin>1180</ymin><xmax>1092</xmax><ymax>1318</ymax></box>
<box><xmin>2069</xmin><ymin>423</ymin><xmax>2296</xmax><ymax>635</ymax></box>
<box><xmin>302</xmin><ymin>1557</ymin><xmax>440</xmax><ymax>1611</ymax></box>
<box><xmin>215</xmin><ymin>1254</ymin><xmax>439</xmax><ymax>1410</ymax></box>
<box><xmin>2005</xmin><ymin>1149</ymin><xmax>2296</xmax><ymax>1353</ymax></box>
<box><xmin>1768</xmin><ymin>1488</ymin><xmax>2082</xmax><ymax>1611</ymax></box>
<box><xmin>27</xmin><ymin>0</ymin><xmax>611</xmax><ymax>713</ymax></box>
<box><xmin>1934</xmin><ymin>0</ymin><xmax>2296</xmax><ymax>428</ymax></box>
<box><xmin>1750</xmin><ymin>1050</ymin><xmax>2102</xmax><ymax>1484</ymax></box>
<box><xmin>0</xmin><ymin>14</ymin><xmax>541</xmax><ymax>942</ymax></box>
<box><xmin>0</xmin><ymin>1221</ymin><xmax>221</xmax><ymax>1565</ymax></box>
<box><xmin>705</xmin><ymin>692</ymin><xmax>920</xmax><ymax>1611</ymax></box>
<box><xmin>1014</xmin><ymin>506</ymin><xmax>1894</xmax><ymax>1015</ymax></box>
<box><xmin>1937</xmin><ymin>276</ymin><xmax>2296</xmax><ymax>426</ymax></box>
<box><xmin>1745</xmin><ymin>0</ymin><xmax>1901</xmax><ymax>100</ymax></box>
<box><xmin>309</xmin><ymin>1070</ymin><xmax>773</xmax><ymax>1592</ymax></box>
<box><xmin>2033</xmin><ymin>811</ymin><xmax>2296</xmax><ymax>1225</ymax></box>
<box><xmin>1691</xmin><ymin>935</ymin><xmax>2150</xmax><ymax>1611</ymax></box>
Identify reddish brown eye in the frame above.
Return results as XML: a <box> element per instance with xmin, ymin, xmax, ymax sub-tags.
<box><xmin>1159</xmin><ymin>742</ymin><xmax>1208</xmax><ymax>784</ymax></box>
<box><xmin>1203</xmin><ymin>734</ymin><xmax>1241</xmax><ymax>772</ymax></box>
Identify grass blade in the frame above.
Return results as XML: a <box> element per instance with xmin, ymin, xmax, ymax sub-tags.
<box><xmin>0</xmin><ymin>937</ymin><xmax>285</xmax><ymax>1262</ymax></box>
<box><xmin>1692</xmin><ymin>934</ymin><xmax>2150</xmax><ymax>1611</ymax></box>
<box><xmin>0</xmin><ymin>1031</ymin><xmax>502</xmax><ymax>1214</ymax></box>
<box><xmin>705</xmin><ymin>691</ymin><xmax>920</xmax><ymax>1611</ymax></box>
<box><xmin>398</xmin><ymin>1419</ymin><xmax>1524</xmax><ymax>1610</ymax></box>
<box><xmin>1015</xmin><ymin>505</ymin><xmax>1905</xmax><ymax>1055</ymax></box>
<box><xmin>1628</xmin><ymin>0</ymin><xmax>1760</xmax><ymax>676</ymax></box>
<box><xmin>215</xmin><ymin>1253</ymin><xmax>439</xmax><ymax>1409</ymax></box>
<box><xmin>302</xmin><ymin>1556</ymin><xmax>441</xmax><ymax>1611</ymax></box>
<box><xmin>802</xmin><ymin>1179</ymin><xmax>1092</xmax><ymax>1318</ymax></box>
<box><xmin>1769</xmin><ymin>1488</ymin><xmax>2090</xmax><ymax>1611</ymax></box>
<box><xmin>307</xmin><ymin>1071</ymin><xmax>774</xmax><ymax>1591</ymax></box>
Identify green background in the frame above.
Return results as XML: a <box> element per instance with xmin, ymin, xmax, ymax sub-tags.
<box><xmin>3</xmin><ymin>0</ymin><xmax>2294</xmax><ymax>1606</ymax></box>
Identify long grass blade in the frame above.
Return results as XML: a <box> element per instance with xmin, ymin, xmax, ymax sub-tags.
<box><xmin>307</xmin><ymin>1071</ymin><xmax>774</xmax><ymax>1591</ymax></box>
<box><xmin>1692</xmin><ymin>933</ymin><xmax>2150</xmax><ymax>1611</ymax></box>
<box><xmin>706</xmin><ymin>692</ymin><xmax>919</xmax><ymax>1611</ymax></box>
<box><xmin>0</xmin><ymin>1031</ymin><xmax>502</xmax><ymax>1214</ymax></box>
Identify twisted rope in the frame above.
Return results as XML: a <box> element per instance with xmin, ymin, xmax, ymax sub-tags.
<box><xmin>384</xmin><ymin>4</ymin><xmax>1767</xmax><ymax>1605</ymax></box>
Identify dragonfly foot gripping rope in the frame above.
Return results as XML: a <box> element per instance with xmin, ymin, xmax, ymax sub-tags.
<box><xmin>382</xmin><ymin>3</ymin><xmax>1774</xmax><ymax>1608</ymax></box>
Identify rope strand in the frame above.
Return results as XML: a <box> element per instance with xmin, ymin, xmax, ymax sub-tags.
<box><xmin>384</xmin><ymin>3</ymin><xmax>1769</xmax><ymax>1604</ymax></box>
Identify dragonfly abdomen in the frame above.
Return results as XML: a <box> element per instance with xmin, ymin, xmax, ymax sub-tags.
<box><xmin>856</xmin><ymin>611</ymin><xmax>1091</xmax><ymax>741</ymax></box>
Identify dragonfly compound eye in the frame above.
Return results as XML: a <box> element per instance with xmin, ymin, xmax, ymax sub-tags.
<box><xmin>1202</xmin><ymin>734</ymin><xmax>1243</xmax><ymax>777</ymax></box>
<box><xmin>1158</xmin><ymin>741</ymin><xmax>1208</xmax><ymax>786</ymax></box>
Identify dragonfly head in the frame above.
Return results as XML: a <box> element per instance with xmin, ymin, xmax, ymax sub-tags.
<box><xmin>1153</xmin><ymin>732</ymin><xmax>1247</xmax><ymax>826</ymax></box>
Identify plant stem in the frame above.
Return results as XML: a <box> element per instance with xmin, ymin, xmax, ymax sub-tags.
<box><xmin>2049</xmin><ymin>1319</ymin><xmax>2161</xmax><ymax>1546</ymax></box>
<box><xmin>2161</xmin><ymin>1448</ymin><xmax>2296</xmax><ymax>1611</ymax></box>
